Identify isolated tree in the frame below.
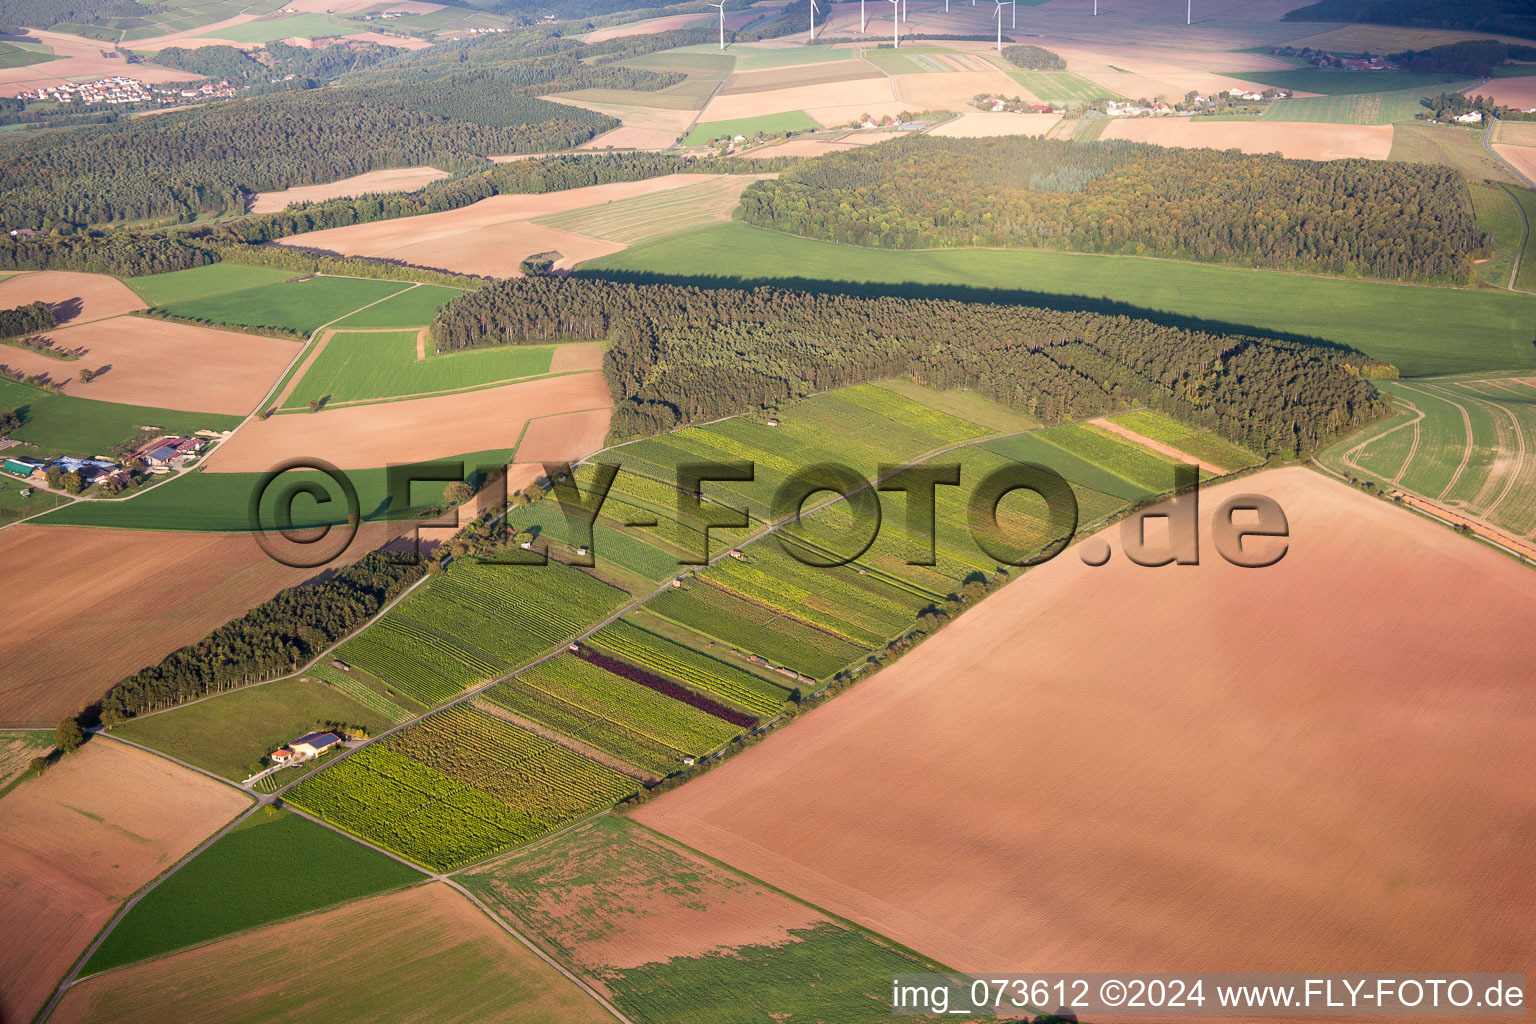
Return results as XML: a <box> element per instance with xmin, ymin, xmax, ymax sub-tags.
<box><xmin>54</xmin><ymin>717</ymin><xmax>84</xmax><ymax>754</ymax></box>
<box><xmin>28</xmin><ymin>755</ymin><xmax>49</xmax><ymax>776</ymax></box>
<box><xmin>78</xmin><ymin>367</ymin><xmax>94</xmax><ymax>384</ymax></box>
<box><xmin>0</xmin><ymin>408</ymin><xmax>18</xmax><ymax>435</ymax></box>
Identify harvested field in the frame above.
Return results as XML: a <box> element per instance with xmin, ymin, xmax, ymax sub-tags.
<box><xmin>636</xmin><ymin>468</ymin><xmax>1536</xmax><ymax>994</ymax></box>
<box><xmin>717</xmin><ymin>59</ymin><xmax>884</xmax><ymax>94</ymax></box>
<box><xmin>0</xmin><ymin>738</ymin><xmax>248</xmax><ymax>1024</ymax></box>
<box><xmin>732</xmin><ymin>136</ymin><xmax>865</xmax><ymax>156</ymax></box>
<box><xmin>0</xmin><ymin>523</ymin><xmax>404</xmax><ymax>726</ymax></box>
<box><xmin>549</xmin><ymin>343</ymin><xmax>604</xmax><ymax>373</ymax></box>
<box><xmin>927</xmin><ymin>111</ymin><xmax>1063</xmax><ymax>137</ymax></box>
<box><xmin>701</xmin><ymin>77</ymin><xmax>893</xmax><ymax>121</ymax></box>
<box><xmin>513</xmin><ymin>409</ymin><xmax>613</xmax><ymax>463</ymax></box>
<box><xmin>275</xmin><ymin>174</ymin><xmax>726</xmax><ymax>275</ymax></box>
<box><xmin>890</xmin><ymin>70</ymin><xmax>1022</xmax><ymax>111</ymax></box>
<box><xmin>1</xmin><ymin>315</ymin><xmax>296</xmax><ymax>415</ymax></box>
<box><xmin>1491</xmin><ymin>120</ymin><xmax>1536</xmax><ymax>148</ymax></box>
<box><xmin>583</xmin><ymin>12</ymin><xmax>710</xmax><ymax>42</ymax></box>
<box><xmin>462</xmin><ymin>816</ymin><xmax>830</xmax><ymax>971</ymax></box>
<box><xmin>1494</xmin><ymin>144</ymin><xmax>1536</xmax><ymax>185</ymax></box>
<box><xmin>347</xmin><ymin>30</ymin><xmax>432</xmax><ymax>49</ymax></box>
<box><xmin>531</xmin><ymin>174</ymin><xmax>768</xmax><ymax>245</ymax></box>
<box><xmin>206</xmin><ymin>370</ymin><xmax>610</xmax><ymax>471</ymax></box>
<box><xmin>0</xmin><ymin>731</ymin><xmax>51</xmax><ymax>790</ymax></box>
<box><xmin>50</xmin><ymin>883</ymin><xmax>616</xmax><ymax>1024</ymax></box>
<box><xmin>0</xmin><ymin>271</ymin><xmax>146</xmax><ymax>326</ymax></box>
<box><xmin>546</xmin><ymin>96</ymin><xmax>697</xmax><ymax>150</ymax></box>
<box><xmin>249</xmin><ymin>166</ymin><xmax>450</xmax><ymax>214</ymax></box>
<box><xmin>1100</xmin><ymin>118</ymin><xmax>1394</xmax><ymax>160</ymax></box>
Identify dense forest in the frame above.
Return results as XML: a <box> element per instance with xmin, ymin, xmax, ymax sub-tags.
<box><xmin>1387</xmin><ymin>39</ymin><xmax>1536</xmax><ymax>75</ymax></box>
<box><xmin>431</xmin><ymin>277</ymin><xmax>1392</xmax><ymax>457</ymax></box>
<box><xmin>0</xmin><ymin>232</ymin><xmax>216</xmax><ymax>276</ymax></box>
<box><xmin>101</xmin><ymin>552</ymin><xmax>426</xmax><ymax>721</ymax></box>
<box><xmin>1001</xmin><ymin>45</ymin><xmax>1066</xmax><ymax>70</ymax></box>
<box><xmin>0</xmin><ymin>85</ymin><xmax>616</xmax><ymax>229</ymax></box>
<box><xmin>151</xmin><ymin>39</ymin><xmax>404</xmax><ymax>89</ymax></box>
<box><xmin>6</xmin><ymin>0</ymin><xmax>148</xmax><ymax>28</ymax></box>
<box><xmin>1283</xmin><ymin>0</ymin><xmax>1536</xmax><ymax>41</ymax></box>
<box><xmin>736</xmin><ymin>136</ymin><xmax>1484</xmax><ymax>282</ymax></box>
<box><xmin>0</xmin><ymin>301</ymin><xmax>57</xmax><ymax>339</ymax></box>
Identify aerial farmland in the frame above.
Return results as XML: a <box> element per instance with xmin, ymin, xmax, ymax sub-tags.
<box><xmin>1</xmin><ymin>0</ymin><xmax>1534</xmax><ymax>1018</ymax></box>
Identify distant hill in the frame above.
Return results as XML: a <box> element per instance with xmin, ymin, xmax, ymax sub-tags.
<box><xmin>1283</xmin><ymin>0</ymin><xmax>1536</xmax><ymax>43</ymax></box>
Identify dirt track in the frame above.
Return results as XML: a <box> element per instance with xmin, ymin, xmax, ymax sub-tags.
<box><xmin>0</xmin><ymin>739</ymin><xmax>247</xmax><ymax>1024</ymax></box>
<box><xmin>636</xmin><ymin>468</ymin><xmax>1536</xmax><ymax>1012</ymax></box>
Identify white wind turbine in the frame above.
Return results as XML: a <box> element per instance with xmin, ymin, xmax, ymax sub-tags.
<box><xmin>808</xmin><ymin>0</ymin><xmax>820</xmax><ymax>42</ymax></box>
<box><xmin>709</xmin><ymin>0</ymin><xmax>726</xmax><ymax>49</ymax></box>
<box><xmin>993</xmin><ymin>0</ymin><xmax>1013</xmax><ymax>49</ymax></box>
<box><xmin>888</xmin><ymin>0</ymin><xmax>900</xmax><ymax>45</ymax></box>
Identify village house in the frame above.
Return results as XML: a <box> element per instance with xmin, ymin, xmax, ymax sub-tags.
<box><xmin>1454</xmin><ymin>110</ymin><xmax>1484</xmax><ymax>123</ymax></box>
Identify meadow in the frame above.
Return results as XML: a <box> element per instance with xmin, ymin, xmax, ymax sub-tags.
<box><xmin>0</xmin><ymin>478</ymin><xmax>67</xmax><ymax>527</ymax></box>
<box><xmin>1467</xmin><ymin>182</ymin><xmax>1526</xmax><ymax>290</ymax></box>
<box><xmin>0</xmin><ymin>378</ymin><xmax>242</xmax><ymax>460</ymax></box>
<box><xmin>281</xmin><ymin>331</ymin><xmax>558</xmax><ymax>409</ymax></box>
<box><xmin>1104</xmin><ymin>410</ymin><xmax>1264</xmax><ymax>471</ymax></box>
<box><xmin>1239</xmin><ymin>68</ymin><xmax>1469</xmax><ymax>96</ymax></box>
<box><xmin>0</xmin><ymin>42</ymin><xmax>61</xmax><ymax>68</ymax></box>
<box><xmin>582</xmin><ymin>223</ymin><xmax>1536</xmax><ymax>377</ymax></box>
<box><xmin>125</xmin><ymin>263</ymin><xmax>293</xmax><ymax>307</ymax></box>
<box><xmin>51</xmin><ymin>884</ymin><xmax>616</xmax><ymax>1024</ymax></box>
<box><xmin>197</xmin><ymin>12</ymin><xmax>366</xmax><ymax>42</ymax></box>
<box><xmin>1250</xmin><ymin>86</ymin><xmax>1452</xmax><ymax>125</ymax></box>
<box><xmin>35</xmin><ymin>447</ymin><xmax>516</xmax><ymax>530</ymax></box>
<box><xmin>531</xmin><ymin>175</ymin><xmax>763</xmax><ymax>246</ymax></box>
<box><xmin>332</xmin><ymin>284</ymin><xmax>463</xmax><ymax>329</ymax></box>
<box><xmin>112</xmin><ymin>676</ymin><xmax>400</xmax><ymax>780</ymax></box>
<box><xmin>1509</xmin><ymin>186</ymin><xmax>1536</xmax><ymax>293</ymax></box>
<box><xmin>459</xmin><ymin>816</ymin><xmax>950</xmax><ymax>1024</ymax></box>
<box><xmin>1007</xmin><ymin>70</ymin><xmax>1117</xmax><ymax>101</ymax></box>
<box><xmin>155</xmin><ymin>276</ymin><xmax>409</xmax><ymax>335</ymax></box>
<box><xmin>1321</xmin><ymin>374</ymin><xmax>1536</xmax><ymax>539</ymax></box>
<box><xmin>1390</xmin><ymin>124</ymin><xmax>1517</xmax><ymax>187</ymax></box>
<box><xmin>683</xmin><ymin>111</ymin><xmax>819</xmax><ymax>146</ymax></box>
<box><xmin>81</xmin><ymin>810</ymin><xmax>423</xmax><ymax>975</ymax></box>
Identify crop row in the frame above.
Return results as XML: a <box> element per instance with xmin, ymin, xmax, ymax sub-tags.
<box><xmin>573</xmin><ymin>647</ymin><xmax>756</xmax><ymax>728</ymax></box>
<box><xmin>587</xmin><ymin>618</ymin><xmax>791</xmax><ymax>715</ymax></box>
<box><xmin>519</xmin><ymin>654</ymin><xmax>741</xmax><ymax>753</ymax></box>
<box><xmin>646</xmin><ymin>579</ymin><xmax>868</xmax><ymax>681</ymax></box>
<box><xmin>477</xmin><ymin>684</ymin><xmax>685</xmax><ymax>777</ymax></box>
<box><xmin>309</xmin><ymin>664</ymin><xmax>412</xmax><ymax>723</ymax></box>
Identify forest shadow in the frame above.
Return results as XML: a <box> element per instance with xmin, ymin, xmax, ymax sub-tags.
<box><xmin>575</xmin><ymin>268</ymin><xmax>1364</xmax><ymax>356</ymax></box>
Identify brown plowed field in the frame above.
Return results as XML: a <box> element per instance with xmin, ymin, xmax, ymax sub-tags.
<box><xmin>928</xmin><ymin>111</ymin><xmax>1063</xmax><ymax>137</ymax></box>
<box><xmin>50</xmin><ymin>883</ymin><xmax>615</xmax><ymax>1024</ymax></box>
<box><xmin>1493</xmin><ymin>144</ymin><xmax>1536</xmax><ymax>185</ymax></box>
<box><xmin>206</xmin><ymin>370</ymin><xmax>611</xmax><ymax>471</ymax></box>
<box><xmin>0</xmin><ymin>30</ymin><xmax>201</xmax><ymax>96</ymax></box>
<box><xmin>274</xmin><ymin>174</ymin><xmax>721</xmax><ymax>275</ymax></box>
<box><xmin>636</xmin><ymin>468</ymin><xmax>1536</xmax><ymax>1004</ymax></box>
<box><xmin>718</xmin><ymin>59</ymin><xmax>885</xmax><ymax>94</ymax></box>
<box><xmin>0</xmin><ymin>522</ymin><xmax>405</xmax><ymax>726</ymax></box>
<box><xmin>1101</xmin><ymin>118</ymin><xmax>1394</xmax><ymax>160</ymax></box>
<box><xmin>2</xmin><ymin>315</ymin><xmax>296</xmax><ymax>414</ymax></box>
<box><xmin>548</xmin><ymin>343</ymin><xmax>604</xmax><ymax>374</ymax></box>
<box><xmin>702</xmin><ymin>77</ymin><xmax>894</xmax><ymax>120</ymax></box>
<box><xmin>583</xmin><ymin>12</ymin><xmax>710</xmax><ymax>42</ymax></box>
<box><xmin>513</xmin><ymin>409</ymin><xmax>612</xmax><ymax>464</ymax></box>
<box><xmin>0</xmin><ymin>739</ymin><xmax>248</xmax><ymax>1024</ymax></box>
<box><xmin>0</xmin><ymin>271</ymin><xmax>146</xmax><ymax>326</ymax></box>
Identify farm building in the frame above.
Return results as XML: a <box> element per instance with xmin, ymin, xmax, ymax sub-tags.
<box><xmin>290</xmin><ymin>732</ymin><xmax>342</xmax><ymax>757</ymax></box>
<box><xmin>3</xmin><ymin>457</ymin><xmax>44</xmax><ymax>477</ymax></box>
<box><xmin>44</xmin><ymin>457</ymin><xmax>120</xmax><ymax>485</ymax></box>
<box><xmin>132</xmin><ymin>435</ymin><xmax>208</xmax><ymax>468</ymax></box>
<box><xmin>270</xmin><ymin>747</ymin><xmax>294</xmax><ymax>763</ymax></box>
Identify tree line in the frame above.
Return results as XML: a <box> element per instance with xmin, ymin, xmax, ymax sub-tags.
<box><xmin>736</xmin><ymin>136</ymin><xmax>1485</xmax><ymax>283</ymax></box>
<box><xmin>0</xmin><ymin>301</ymin><xmax>57</xmax><ymax>339</ymax></box>
<box><xmin>1001</xmin><ymin>45</ymin><xmax>1066</xmax><ymax>70</ymax></box>
<box><xmin>430</xmin><ymin>276</ymin><xmax>1393</xmax><ymax>457</ymax></box>
<box><xmin>101</xmin><ymin>552</ymin><xmax>426</xmax><ymax>722</ymax></box>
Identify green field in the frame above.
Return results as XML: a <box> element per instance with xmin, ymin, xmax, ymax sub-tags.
<box><xmin>459</xmin><ymin>816</ymin><xmax>952</xmax><ymax>1024</ymax></box>
<box><xmin>1390</xmin><ymin>123</ymin><xmax>1517</xmax><ymax>185</ymax></box>
<box><xmin>533</xmin><ymin>176</ymin><xmax>755</xmax><ymax>246</ymax></box>
<box><xmin>557</xmin><ymin>77</ymin><xmax>719</xmax><ymax>110</ymax></box>
<box><xmin>581</xmin><ymin>222</ymin><xmax>1536</xmax><ymax>377</ymax></box>
<box><xmin>1319</xmin><ymin>374</ymin><xmax>1536</xmax><ymax>537</ymax></box>
<box><xmin>82</xmin><ymin>810</ymin><xmax>423</xmax><ymax>975</ymax></box>
<box><xmin>0</xmin><ymin>378</ymin><xmax>242</xmax><ymax>460</ymax></box>
<box><xmin>1468</xmin><ymin>182</ymin><xmax>1526</xmax><ymax>289</ymax></box>
<box><xmin>1238</xmin><ymin>68</ymin><xmax>1468</xmax><ymax>96</ymax></box>
<box><xmin>34</xmin><ymin>447</ymin><xmax>514</xmax><ymax>530</ymax></box>
<box><xmin>1248</xmin><ymin>85</ymin><xmax>1465</xmax><ymax>125</ymax></box>
<box><xmin>158</xmin><ymin>276</ymin><xmax>409</xmax><ymax>335</ymax></box>
<box><xmin>281</xmin><ymin>330</ymin><xmax>559</xmax><ymax>409</ymax></box>
<box><xmin>198</xmin><ymin>12</ymin><xmax>366</xmax><ymax>41</ymax></box>
<box><xmin>288</xmin><ymin>705</ymin><xmax>636</xmax><ymax>869</ymax></box>
<box><xmin>730</xmin><ymin>45</ymin><xmax>858</xmax><ymax>71</ymax></box>
<box><xmin>125</xmin><ymin>263</ymin><xmax>294</xmax><ymax>307</ymax></box>
<box><xmin>0</xmin><ymin>475</ymin><xmax>68</xmax><ymax>527</ymax></box>
<box><xmin>0</xmin><ymin>42</ymin><xmax>61</xmax><ymax>68</ymax></box>
<box><xmin>1105</xmin><ymin>410</ymin><xmax>1265</xmax><ymax>471</ymax></box>
<box><xmin>1508</xmin><ymin>186</ymin><xmax>1536</xmax><ymax>293</ymax></box>
<box><xmin>331</xmin><ymin>284</ymin><xmax>463</xmax><ymax>329</ymax></box>
<box><xmin>333</xmin><ymin>559</ymin><xmax>628</xmax><ymax>705</ymax></box>
<box><xmin>1007</xmin><ymin>70</ymin><xmax>1118</xmax><ymax>101</ymax></box>
<box><xmin>616</xmin><ymin>50</ymin><xmax>737</xmax><ymax>74</ymax></box>
<box><xmin>112</xmin><ymin>676</ymin><xmax>401</xmax><ymax>780</ymax></box>
<box><xmin>684</xmin><ymin>111</ymin><xmax>820</xmax><ymax>146</ymax></box>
